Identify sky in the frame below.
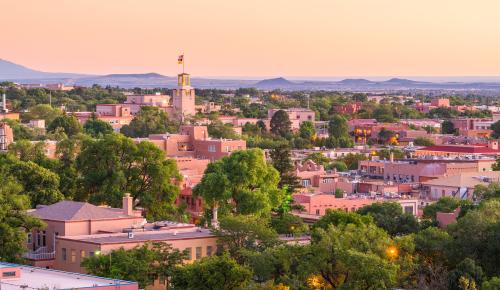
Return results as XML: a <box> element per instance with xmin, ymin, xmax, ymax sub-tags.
<box><xmin>2</xmin><ymin>0</ymin><xmax>500</xmax><ymax>78</ymax></box>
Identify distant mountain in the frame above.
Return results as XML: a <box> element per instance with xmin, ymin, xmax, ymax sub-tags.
<box><xmin>255</xmin><ymin>77</ymin><xmax>295</xmax><ymax>88</ymax></box>
<box><xmin>338</xmin><ymin>78</ymin><xmax>376</xmax><ymax>85</ymax></box>
<box><xmin>0</xmin><ymin>59</ymin><xmax>89</xmax><ymax>80</ymax></box>
<box><xmin>3</xmin><ymin>59</ymin><xmax>500</xmax><ymax>91</ymax></box>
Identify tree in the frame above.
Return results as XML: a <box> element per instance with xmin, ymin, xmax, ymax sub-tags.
<box><xmin>328</xmin><ymin>114</ymin><xmax>349</xmax><ymax>139</ymax></box>
<box><xmin>270</xmin><ymin>213</ymin><xmax>307</xmax><ymax>236</ymax></box>
<box><xmin>193</xmin><ymin>149</ymin><xmax>284</xmax><ymax>218</ymax></box>
<box><xmin>76</xmin><ymin>134</ymin><xmax>182</xmax><ymax>220</ymax></box>
<box><xmin>448</xmin><ymin>258</ymin><xmax>484</xmax><ymax>290</ymax></box>
<box><xmin>299</xmin><ymin>121</ymin><xmax>315</xmax><ymax>140</ymax></box>
<box><xmin>83</xmin><ymin>243</ymin><xmax>187</xmax><ymax>288</ymax></box>
<box><xmin>83</xmin><ymin>114</ymin><xmax>113</xmax><ymax>137</ymax></box>
<box><xmin>491</xmin><ymin>120</ymin><xmax>500</xmax><ymax>139</ymax></box>
<box><xmin>473</xmin><ymin>183</ymin><xmax>500</xmax><ymax>199</ymax></box>
<box><xmin>208</xmin><ymin>120</ymin><xmax>239</xmax><ymax>139</ymax></box>
<box><xmin>304</xmin><ymin>152</ymin><xmax>332</xmax><ymax>167</ymax></box>
<box><xmin>378</xmin><ymin>128</ymin><xmax>396</xmax><ymax>144</ymax></box>
<box><xmin>482</xmin><ymin>276</ymin><xmax>500</xmax><ymax>290</ymax></box>
<box><xmin>447</xmin><ymin>199</ymin><xmax>500</xmax><ymax>276</ymax></box>
<box><xmin>270</xmin><ymin>110</ymin><xmax>292</xmax><ymax>138</ymax></box>
<box><xmin>422</xmin><ymin>197</ymin><xmax>464</xmax><ymax>220</ymax></box>
<box><xmin>213</xmin><ymin>215</ymin><xmax>280</xmax><ymax>262</ymax></box>
<box><xmin>357</xmin><ymin>202</ymin><xmax>419</xmax><ymax>235</ymax></box>
<box><xmin>8</xmin><ymin>139</ymin><xmax>47</xmax><ymax>162</ymax></box>
<box><xmin>313</xmin><ymin>209</ymin><xmax>373</xmax><ymax>231</ymax></box>
<box><xmin>339</xmin><ymin>153</ymin><xmax>368</xmax><ymax>170</ymax></box>
<box><xmin>0</xmin><ymin>155</ymin><xmax>63</xmax><ymax>207</ymax></box>
<box><xmin>0</xmin><ymin>175</ymin><xmax>44</xmax><ymax>262</ymax></box>
<box><xmin>121</xmin><ymin>106</ymin><xmax>177</xmax><ymax>137</ymax></box>
<box><xmin>326</xmin><ymin>160</ymin><xmax>348</xmax><ymax>172</ymax></box>
<box><xmin>309</xmin><ymin>223</ymin><xmax>398</xmax><ymax>289</ymax></box>
<box><xmin>22</xmin><ymin>104</ymin><xmax>62</xmax><ymax>124</ymax></box>
<box><xmin>269</xmin><ymin>144</ymin><xmax>300</xmax><ymax>193</ymax></box>
<box><xmin>171</xmin><ymin>254</ymin><xmax>252</xmax><ymax>290</ymax></box>
<box><xmin>441</xmin><ymin>120</ymin><xmax>457</xmax><ymax>134</ymax></box>
<box><xmin>376</xmin><ymin>148</ymin><xmax>405</xmax><ymax>160</ymax></box>
<box><xmin>413</xmin><ymin>137</ymin><xmax>435</xmax><ymax>146</ymax></box>
<box><xmin>47</xmin><ymin>114</ymin><xmax>83</xmax><ymax>136</ymax></box>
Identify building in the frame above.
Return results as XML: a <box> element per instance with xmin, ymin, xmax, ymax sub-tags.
<box><xmin>359</xmin><ymin>157</ymin><xmax>495</xmax><ymax>183</ymax></box>
<box><xmin>175</xmin><ymin>157</ymin><xmax>210</xmax><ymax>219</ymax></box>
<box><xmin>415</xmin><ymin>142</ymin><xmax>500</xmax><ymax>158</ymax></box>
<box><xmin>171</xmin><ymin>73</ymin><xmax>196</xmax><ymax>121</ymax></box>
<box><xmin>0</xmin><ymin>93</ymin><xmax>20</xmax><ymax>121</ymax></box>
<box><xmin>333</xmin><ymin>102</ymin><xmax>362</xmax><ymax>115</ymax></box>
<box><xmin>292</xmin><ymin>192</ymin><xmax>418</xmax><ymax>216</ymax></box>
<box><xmin>268</xmin><ymin>108</ymin><xmax>315</xmax><ymax>131</ymax></box>
<box><xmin>123</xmin><ymin>92</ymin><xmax>171</xmax><ymax>115</ymax></box>
<box><xmin>72</xmin><ymin>105</ymin><xmax>134</xmax><ymax>132</ymax></box>
<box><xmin>0</xmin><ymin>122</ymin><xmax>13</xmax><ymax>151</ymax></box>
<box><xmin>295</xmin><ymin>160</ymin><xmax>339</xmax><ymax>194</ymax></box>
<box><xmin>421</xmin><ymin>171</ymin><xmax>500</xmax><ymax>201</ymax></box>
<box><xmin>0</xmin><ymin>262</ymin><xmax>138</xmax><ymax>290</ymax></box>
<box><xmin>142</xmin><ymin>125</ymin><xmax>246</xmax><ymax>161</ymax></box>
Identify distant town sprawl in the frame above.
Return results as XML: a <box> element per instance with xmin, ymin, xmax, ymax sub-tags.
<box><xmin>1</xmin><ymin>75</ymin><xmax>500</xmax><ymax>289</ymax></box>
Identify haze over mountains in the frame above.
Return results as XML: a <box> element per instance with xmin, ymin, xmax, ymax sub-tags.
<box><xmin>2</xmin><ymin>59</ymin><xmax>500</xmax><ymax>91</ymax></box>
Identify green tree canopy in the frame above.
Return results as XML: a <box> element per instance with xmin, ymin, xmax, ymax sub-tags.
<box><xmin>193</xmin><ymin>148</ymin><xmax>284</xmax><ymax>217</ymax></box>
<box><xmin>269</xmin><ymin>144</ymin><xmax>300</xmax><ymax>193</ymax></box>
<box><xmin>357</xmin><ymin>202</ymin><xmax>419</xmax><ymax>236</ymax></box>
<box><xmin>299</xmin><ymin>121</ymin><xmax>316</xmax><ymax>140</ymax></box>
<box><xmin>82</xmin><ymin>243</ymin><xmax>187</xmax><ymax>288</ymax></box>
<box><xmin>47</xmin><ymin>114</ymin><xmax>83</xmax><ymax>136</ymax></box>
<box><xmin>76</xmin><ymin>133</ymin><xmax>182</xmax><ymax>220</ymax></box>
<box><xmin>83</xmin><ymin>114</ymin><xmax>114</xmax><ymax>137</ymax></box>
<box><xmin>0</xmin><ymin>174</ymin><xmax>44</xmax><ymax>262</ymax></box>
<box><xmin>270</xmin><ymin>110</ymin><xmax>292</xmax><ymax>138</ymax></box>
<box><xmin>120</xmin><ymin>106</ymin><xmax>177</xmax><ymax>138</ymax></box>
<box><xmin>171</xmin><ymin>254</ymin><xmax>252</xmax><ymax>290</ymax></box>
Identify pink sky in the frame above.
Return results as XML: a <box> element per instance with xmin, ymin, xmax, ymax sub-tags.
<box><xmin>2</xmin><ymin>0</ymin><xmax>500</xmax><ymax>77</ymax></box>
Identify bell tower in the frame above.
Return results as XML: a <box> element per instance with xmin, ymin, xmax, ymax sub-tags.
<box><xmin>172</xmin><ymin>73</ymin><xmax>196</xmax><ymax>121</ymax></box>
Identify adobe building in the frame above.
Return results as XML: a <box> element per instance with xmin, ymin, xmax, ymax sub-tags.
<box><xmin>25</xmin><ymin>196</ymin><xmax>218</xmax><ymax>278</ymax></box>
<box><xmin>0</xmin><ymin>93</ymin><xmax>20</xmax><ymax>121</ymax></box>
<box><xmin>295</xmin><ymin>160</ymin><xmax>339</xmax><ymax>194</ymax></box>
<box><xmin>268</xmin><ymin>108</ymin><xmax>315</xmax><ymax>131</ymax></box>
<box><xmin>0</xmin><ymin>262</ymin><xmax>138</xmax><ymax>290</ymax></box>
<box><xmin>415</xmin><ymin>141</ymin><xmax>500</xmax><ymax>158</ymax></box>
<box><xmin>292</xmin><ymin>192</ymin><xmax>418</xmax><ymax>217</ymax></box>
<box><xmin>141</xmin><ymin>125</ymin><xmax>246</xmax><ymax>161</ymax></box>
<box><xmin>0</xmin><ymin>122</ymin><xmax>13</xmax><ymax>151</ymax></box>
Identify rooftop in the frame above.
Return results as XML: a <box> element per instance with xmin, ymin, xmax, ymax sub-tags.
<box><xmin>418</xmin><ymin>145</ymin><xmax>500</xmax><ymax>154</ymax></box>
<box><xmin>30</xmin><ymin>200</ymin><xmax>138</xmax><ymax>221</ymax></box>
<box><xmin>58</xmin><ymin>227</ymin><xmax>215</xmax><ymax>245</ymax></box>
<box><xmin>0</xmin><ymin>262</ymin><xmax>137</xmax><ymax>290</ymax></box>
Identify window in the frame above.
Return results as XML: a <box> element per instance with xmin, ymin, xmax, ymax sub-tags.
<box><xmin>315</xmin><ymin>209</ymin><xmax>320</xmax><ymax>215</ymax></box>
<box><xmin>206</xmin><ymin>246</ymin><xmax>213</xmax><ymax>256</ymax></box>
<box><xmin>196</xmin><ymin>247</ymin><xmax>202</xmax><ymax>260</ymax></box>
<box><xmin>27</xmin><ymin>233</ymin><xmax>32</xmax><ymax>244</ymax></box>
<box><xmin>70</xmin><ymin>249</ymin><xmax>76</xmax><ymax>263</ymax></box>
<box><xmin>42</xmin><ymin>231</ymin><xmax>46</xmax><ymax>247</ymax></box>
<box><xmin>80</xmin><ymin>250</ymin><xmax>85</xmax><ymax>258</ymax></box>
<box><xmin>2</xmin><ymin>271</ymin><xmax>16</xmax><ymax>278</ymax></box>
<box><xmin>302</xmin><ymin>179</ymin><xmax>311</xmax><ymax>187</ymax></box>
<box><xmin>185</xmin><ymin>247</ymin><xmax>192</xmax><ymax>260</ymax></box>
<box><xmin>208</xmin><ymin>145</ymin><xmax>216</xmax><ymax>152</ymax></box>
<box><xmin>62</xmin><ymin>248</ymin><xmax>67</xmax><ymax>261</ymax></box>
<box><xmin>225</xmin><ymin>146</ymin><xmax>231</xmax><ymax>152</ymax></box>
<box><xmin>89</xmin><ymin>251</ymin><xmax>94</xmax><ymax>257</ymax></box>
<box><xmin>404</xmin><ymin>206</ymin><xmax>414</xmax><ymax>214</ymax></box>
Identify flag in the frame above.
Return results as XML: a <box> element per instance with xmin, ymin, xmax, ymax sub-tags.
<box><xmin>178</xmin><ymin>54</ymin><xmax>184</xmax><ymax>64</ymax></box>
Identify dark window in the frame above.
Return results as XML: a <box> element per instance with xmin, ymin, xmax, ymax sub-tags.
<box><xmin>2</xmin><ymin>271</ymin><xmax>16</xmax><ymax>277</ymax></box>
<box><xmin>196</xmin><ymin>247</ymin><xmax>202</xmax><ymax>260</ymax></box>
<box><xmin>206</xmin><ymin>246</ymin><xmax>213</xmax><ymax>256</ymax></box>
<box><xmin>62</xmin><ymin>248</ymin><xmax>67</xmax><ymax>261</ymax></box>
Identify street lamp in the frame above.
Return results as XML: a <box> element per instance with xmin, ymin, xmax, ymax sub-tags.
<box><xmin>386</xmin><ymin>245</ymin><xmax>398</xmax><ymax>259</ymax></box>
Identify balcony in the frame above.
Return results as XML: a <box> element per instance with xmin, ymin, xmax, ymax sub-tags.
<box><xmin>24</xmin><ymin>246</ymin><xmax>55</xmax><ymax>260</ymax></box>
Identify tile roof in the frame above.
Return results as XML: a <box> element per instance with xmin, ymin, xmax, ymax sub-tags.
<box><xmin>418</xmin><ymin>145</ymin><xmax>500</xmax><ymax>154</ymax></box>
<box><xmin>31</xmin><ymin>200</ymin><xmax>133</xmax><ymax>221</ymax></box>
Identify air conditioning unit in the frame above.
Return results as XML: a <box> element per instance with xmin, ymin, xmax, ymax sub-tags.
<box><xmin>128</xmin><ymin>232</ymin><xmax>134</xmax><ymax>239</ymax></box>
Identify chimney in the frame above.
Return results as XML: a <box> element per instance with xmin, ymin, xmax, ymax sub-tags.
<box><xmin>389</xmin><ymin>152</ymin><xmax>394</xmax><ymax>163</ymax></box>
<box><xmin>122</xmin><ymin>193</ymin><xmax>133</xmax><ymax>216</ymax></box>
<box><xmin>488</xmin><ymin>140</ymin><xmax>499</xmax><ymax>150</ymax></box>
<box><xmin>2</xmin><ymin>93</ymin><xmax>7</xmax><ymax>113</ymax></box>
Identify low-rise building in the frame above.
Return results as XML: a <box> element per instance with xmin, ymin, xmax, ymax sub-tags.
<box><xmin>268</xmin><ymin>108</ymin><xmax>315</xmax><ymax>131</ymax></box>
<box><xmin>0</xmin><ymin>122</ymin><xmax>13</xmax><ymax>151</ymax></box>
<box><xmin>421</xmin><ymin>171</ymin><xmax>500</xmax><ymax>200</ymax></box>
<box><xmin>0</xmin><ymin>262</ymin><xmax>138</xmax><ymax>290</ymax></box>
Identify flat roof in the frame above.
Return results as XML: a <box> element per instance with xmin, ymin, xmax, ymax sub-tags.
<box><xmin>0</xmin><ymin>262</ymin><xmax>137</xmax><ymax>290</ymax></box>
<box><xmin>60</xmin><ymin>228</ymin><xmax>215</xmax><ymax>245</ymax></box>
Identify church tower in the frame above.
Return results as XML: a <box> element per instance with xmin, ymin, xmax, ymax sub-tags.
<box><xmin>172</xmin><ymin>73</ymin><xmax>196</xmax><ymax>121</ymax></box>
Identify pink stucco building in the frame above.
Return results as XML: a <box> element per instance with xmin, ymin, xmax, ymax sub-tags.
<box><xmin>268</xmin><ymin>108</ymin><xmax>315</xmax><ymax>131</ymax></box>
<box><xmin>293</xmin><ymin>193</ymin><xmax>418</xmax><ymax>217</ymax></box>
<box><xmin>25</xmin><ymin>196</ymin><xmax>218</xmax><ymax>280</ymax></box>
<box><xmin>139</xmin><ymin>125</ymin><xmax>246</xmax><ymax>161</ymax></box>
<box><xmin>0</xmin><ymin>122</ymin><xmax>13</xmax><ymax>151</ymax></box>
<box><xmin>0</xmin><ymin>262</ymin><xmax>138</xmax><ymax>290</ymax></box>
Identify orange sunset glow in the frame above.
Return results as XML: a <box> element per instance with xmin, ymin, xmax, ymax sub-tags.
<box><xmin>2</xmin><ymin>0</ymin><xmax>500</xmax><ymax>77</ymax></box>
